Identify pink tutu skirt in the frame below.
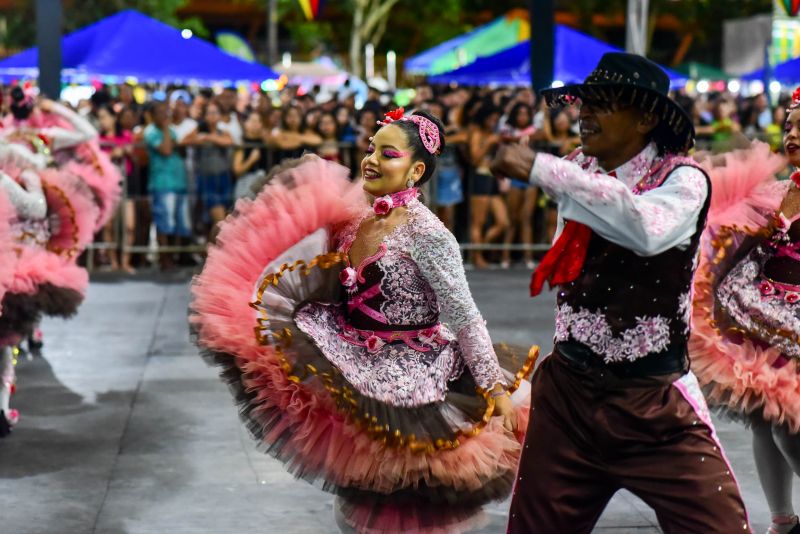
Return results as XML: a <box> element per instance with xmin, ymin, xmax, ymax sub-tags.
<box><xmin>0</xmin><ymin>169</ymin><xmax>92</xmax><ymax>345</ymax></box>
<box><xmin>191</xmin><ymin>157</ymin><xmax>536</xmax><ymax>534</ymax></box>
<box><xmin>689</xmin><ymin>143</ymin><xmax>800</xmax><ymax>430</ymax></box>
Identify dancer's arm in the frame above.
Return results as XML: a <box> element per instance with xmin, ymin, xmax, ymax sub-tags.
<box><xmin>0</xmin><ymin>142</ymin><xmax>46</xmax><ymax>170</ymax></box>
<box><xmin>528</xmin><ymin>153</ymin><xmax>708</xmax><ymax>256</ymax></box>
<box><xmin>39</xmin><ymin>100</ymin><xmax>98</xmax><ymax>151</ymax></box>
<box><xmin>0</xmin><ymin>169</ymin><xmax>46</xmax><ymax>219</ymax></box>
<box><xmin>412</xmin><ymin>229</ymin><xmax>505</xmax><ymax>391</ymax></box>
<box><xmin>492</xmin><ymin>146</ymin><xmax>708</xmax><ymax>256</ymax></box>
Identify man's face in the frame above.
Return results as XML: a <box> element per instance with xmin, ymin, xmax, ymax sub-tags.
<box><xmin>578</xmin><ymin>99</ymin><xmax>648</xmax><ymax>166</ymax></box>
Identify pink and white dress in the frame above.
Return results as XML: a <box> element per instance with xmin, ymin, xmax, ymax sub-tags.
<box><xmin>688</xmin><ymin>141</ymin><xmax>800</xmax><ymax>432</ymax></box>
<box><xmin>191</xmin><ymin>156</ymin><xmax>535</xmax><ymax>534</ymax></box>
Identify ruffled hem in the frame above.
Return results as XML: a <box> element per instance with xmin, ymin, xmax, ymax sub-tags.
<box><xmin>338</xmin><ymin>496</ymin><xmax>490</xmax><ymax>534</ymax></box>
<box><xmin>41</xmin><ymin>167</ymin><xmax>99</xmax><ymax>257</ymax></box>
<box><xmin>0</xmin><ymin>190</ymin><xmax>16</xmax><ymax>309</ymax></box>
<box><xmin>690</xmin><ymin>224</ymin><xmax>800</xmax><ymax>432</ymax></box>
<box><xmin>63</xmin><ymin>140</ymin><xmax>121</xmax><ymax>230</ymax></box>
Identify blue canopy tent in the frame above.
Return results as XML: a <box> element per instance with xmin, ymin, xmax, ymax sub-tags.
<box><xmin>0</xmin><ymin>10</ymin><xmax>278</xmax><ymax>85</ymax></box>
<box><xmin>742</xmin><ymin>57</ymin><xmax>800</xmax><ymax>84</ymax></box>
<box><xmin>429</xmin><ymin>26</ymin><xmax>687</xmax><ymax>89</ymax></box>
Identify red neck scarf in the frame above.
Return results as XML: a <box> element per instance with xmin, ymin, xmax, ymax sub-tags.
<box><xmin>529</xmin><ymin>170</ymin><xmax>617</xmax><ymax>296</ymax></box>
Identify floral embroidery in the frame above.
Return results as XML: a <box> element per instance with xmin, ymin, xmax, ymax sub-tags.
<box><xmin>379</xmin><ymin>253</ymin><xmax>438</xmax><ymax>325</ymax></box>
<box><xmin>327</xmin><ymin>198</ymin><xmax>505</xmax><ymax>393</ymax></box>
<box><xmin>555</xmin><ymin>303</ymin><xmax>672</xmax><ymax>363</ymax></box>
<box><xmin>716</xmin><ymin>249</ymin><xmax>800</xmax><ymax>358</ymax></box>
<box><xmin>295</xmin><ymin>301</ymin><xmax>461</xmax><ymax>407</ymax></box>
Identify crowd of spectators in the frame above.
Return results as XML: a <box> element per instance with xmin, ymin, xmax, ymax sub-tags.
<box><xmin>47</xmin><ymin>81</ymin><xmax>794</xmax><ymax>271</ymax></box>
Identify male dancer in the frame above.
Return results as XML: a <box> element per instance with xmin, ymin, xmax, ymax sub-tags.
<box><xmin>492</xmin><ymin>53</ymin><xmax>750</xmax><ymax>532</ymax></box>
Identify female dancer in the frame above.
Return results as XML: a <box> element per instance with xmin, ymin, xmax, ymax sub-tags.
<box><xmin>691</xmin><ymin>90</ymin><xmax>800</xmax><ymax>534</ymax></box>
<box><xmin>191</xmin><ymin>109</ymin><xmax>535</xmax><ymax>533</ymax></box>
<box><xmin>0</xmin><ymin>141</ymin><xmax>96</xmax><ymax>434</ymax></box>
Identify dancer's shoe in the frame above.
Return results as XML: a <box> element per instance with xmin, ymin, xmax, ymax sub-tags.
<box><xmin>0</xmin><ymin>409</ymin><xmax>18</xmax><ymax>437</ymax></box>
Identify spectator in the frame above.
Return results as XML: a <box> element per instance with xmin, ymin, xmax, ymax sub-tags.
<box><xmin>191</xmin><ymin>101</ymin><xmax>234</xmax><ymax>240</ymax></box>
<box><xmin>232</xmin><ymin>111</ymin><xmax>267</xmax><ymax>200</ymax></box>
<box><xmin>170</xmin><ymin>92</ymin><xmax>198</xmax><ymax>142</ymax></box>
<box><xmin>315</xmin><ymin>111</ymin><xmax>342</xmax><ymax>163</ymax></box>
<box><xmin>766</xmin><ymin>104</ymin><xmax>788</xmax><ymax>152</ymax></box>
<box><xmin>190</xmin><ymin>92</ymin><xmax>209</xmax><ymax>122</ymax></box>
<box><xmin>143</xmin><ymin>101</ymin><xmax>191</xmax><ymax>271</ymax></box>
<box><xmin>500</xmin><ymin>102</ymin><xmax>538</xmax><ymax>269</ymax></box>
<box><xmin>304</xmin><ymin>107</ymin><xmax>321</xmax><ymax>133</ymax></box>
<box><xmin>424</xmin><ymin>100</ymin><xmax>464</xmax><ymax>233</ymax></box>
<box><xmin>467</xmin><ymin>103</ymin><xmax>509</xmax><ymax>269</ymax></box>
<box><xmin>267</xmin><ymin>106</ymin><xmax>321</xmax><ymax>164</ymax></box>
<box><xmin>355</xmin><ymin>108</ymin><xmax>379</xmax><ymax>155</ymax></box>
<box><xmin>334</xmin><ymin>105</ymin><xmax>357</xmax><ymax>143</ymax></box>
<box><xmin>97</xmin><ymin>104</ymin><xmax>136</xmax><ymax>273</ymax></box>
<box><xmin>217</xmin><ymin>87</ymin><xmax>243</xmax><ymax>144</ymax></box>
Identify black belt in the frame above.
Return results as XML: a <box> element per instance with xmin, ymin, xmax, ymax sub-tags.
<box><xmin>555</xmin><ymin>340</ymin><xmax>688</xmax><ymax>378</ymax></box>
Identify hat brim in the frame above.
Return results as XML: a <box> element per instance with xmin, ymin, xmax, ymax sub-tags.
<box><xmin>540</xmin><ymin>82</ymin><xmax>695</xmax><ymax>153</ymax></box>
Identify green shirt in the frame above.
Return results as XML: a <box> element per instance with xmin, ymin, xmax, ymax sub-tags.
<box><xmin>144</xmin><ymin>124</ymin><xmax>187</xmax><ymax>192</ymax></box>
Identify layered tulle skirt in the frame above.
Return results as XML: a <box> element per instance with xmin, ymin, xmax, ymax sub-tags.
<box><xmin>689</xmin><ymin>142</ymin><xmax>800</xmax><ymax>430</ymax></box>
<box><xmin>0</xmin><ymin>168</ymin><xmax>96</xmax><ymax>345</ymax></box>
<box><xmin>190</xmin><ymin>157</ymin><xmax>535</xmax><ymax>533</ymax></box>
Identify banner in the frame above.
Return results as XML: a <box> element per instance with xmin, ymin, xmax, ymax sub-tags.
<box><xmin>723</xmin><ymin>14</ymin><xmax>773</xmax><ymax>75</ymax></box>
<box><xmin>298</xmin><ymin>0</ymin><xmax>325</xmax><ymax>21</ymax></box>
<box><xmin>774</xmin><ymin>0</ymin><xmax>800</xmax><ymax>64</ymax></box>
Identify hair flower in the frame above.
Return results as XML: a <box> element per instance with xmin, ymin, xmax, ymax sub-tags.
<box><xmin>793</xmin><ymin>87</ymin><xmax>800</xmax><ymax>109</ymax></box>
<box><xmin>380</xmin><ymin>107</ymin><xmax>405</xmax><ymax>125</ymax></box>
<box><xmin>786</xmin><ymin>292</ymin><xmax>800</xmax><ymax>304</ymax></box>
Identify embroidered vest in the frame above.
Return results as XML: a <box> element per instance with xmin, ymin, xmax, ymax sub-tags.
<box><xmin>555</xmin><ymin>150</ymin><xmax>711</xmax><ymax>364</ymax></box>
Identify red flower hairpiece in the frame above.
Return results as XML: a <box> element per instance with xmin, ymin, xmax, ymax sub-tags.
<box><xmin>791</xmin><ymin>87</ymin><xmax>800</xmax><ymax>110</ymax></box>
<box><xmin>378</xmin><ymin>107</ymin><xmax>405</xmax><ymax>125</ymax></box>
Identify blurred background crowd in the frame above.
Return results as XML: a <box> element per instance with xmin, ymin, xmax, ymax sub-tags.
<box><xmin>48</xmin><ymin>82</ymin><xmax>789</xmax><ymax>272</ymax></box>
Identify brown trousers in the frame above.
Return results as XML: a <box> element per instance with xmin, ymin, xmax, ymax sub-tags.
<box><xmin>507</xmin><ymin>351</ymin><xmax>750</xmax><ymax>534</ymax></box>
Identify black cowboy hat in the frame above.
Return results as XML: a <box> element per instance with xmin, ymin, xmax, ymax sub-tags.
<box><xmin>540</xmin><ymin>52</ymin><xmax>694</xmax><ymax>153</ymax></box>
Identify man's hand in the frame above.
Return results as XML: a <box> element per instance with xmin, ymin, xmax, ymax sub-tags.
<box><xmin>490</xmin><ymin>143</ymin><xmax>537</xmax><ymax>182</ymax></box>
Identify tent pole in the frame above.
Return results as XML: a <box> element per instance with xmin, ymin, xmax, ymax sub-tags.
<box><xmin>35</xmin><ymin>0</ymin><xmax>62</xmax><ymax>98</ymax></box>
<box><xmin>625</xmin><ymin>0</ymin><xmax>649</xmax><ymax>55</ymax></box>
<box><xmin>530</xmin><ymin>0</ymin><xmax>554</xmax><ymax>92</ymax></box>
<box><xmin>267</xmin><ymin>0</ymin><xmax>278</xmax><ymax>66</ymax></box>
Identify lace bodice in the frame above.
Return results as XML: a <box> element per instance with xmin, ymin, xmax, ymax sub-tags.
<box><xmin>335</xmin><ymin>198</ymin><xmax>505</xmax><ymax>390</ymax></box>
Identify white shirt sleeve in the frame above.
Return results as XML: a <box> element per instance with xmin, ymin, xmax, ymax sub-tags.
<box><xmin>530</xmin><ymin>152</ymin><xmax>708</xmax><ymax>257</ymax></box>
<box><xmin>40</xmin><ymin>102</ymin><xmax>98</xmax><ymax>151</ymax></box>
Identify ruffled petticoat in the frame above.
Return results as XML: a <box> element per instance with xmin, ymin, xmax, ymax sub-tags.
<box><xmin>0</xmin><ymin>168</ymin><xmax>95</xmax><ymax>345</ymax></box>
<box><xmin>689</xmin><ymin>142</ymin><xmax>800</xmax><ymax>431</ymax></box>
<box><xmin>191</xmin><ymin>157</ymin><xmax>535</xmax><ymax>534</ymax></box>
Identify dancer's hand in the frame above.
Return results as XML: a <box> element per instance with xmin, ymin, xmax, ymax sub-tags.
<box><xmin>493</xmin><ymin>389</ymin><xmax>517</xmax><ymax>432</ymax></box>
<box><xmin>490</xmin><ymin>143</ymin><xmax>536</xmax><ymax>182</ymax></box>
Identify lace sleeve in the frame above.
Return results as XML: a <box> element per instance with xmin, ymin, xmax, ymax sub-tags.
<box><xmin>411</xmin><ymin>229</ymin><xmax>505</xmax><ymax>390</ymax></box>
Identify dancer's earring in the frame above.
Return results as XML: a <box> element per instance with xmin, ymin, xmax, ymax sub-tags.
<box><xmin>406</xmin><ymin>179</ymin><xmax>415</xmax><ymax>189</ymax></box>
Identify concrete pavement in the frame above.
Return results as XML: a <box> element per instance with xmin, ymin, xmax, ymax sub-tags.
<box><xmin>0</xmin><ymin>268</ymin><xmax>788</xmax><ymax>533</ymax></box>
